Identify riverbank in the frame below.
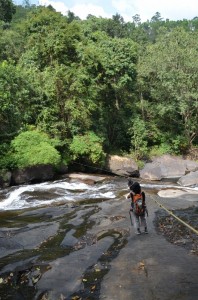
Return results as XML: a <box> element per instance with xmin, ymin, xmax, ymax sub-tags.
<box><xmin>1</xmin><ymin>153</ymin><xmax>198</xmax><ymax>189</ymax></box>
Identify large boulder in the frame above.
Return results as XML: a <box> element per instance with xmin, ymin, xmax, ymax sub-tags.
<box><xmin>139</xmin><ymin>163</ymin><xmax>162</xmax><ymax>181</ymax></box>
<box><xmin>11</xmin><ymin>164</ymin><xmax>55</xmax><ymax>185</ymax></box>
<box><xmin>140</xmin><ymin>155</ymin><xmax>198</xmax><ymax>181</ymax></box>
<box><xmin>177</xmin><ymin>171</ymin><xmax>198</xmax><ymax>187</ymax></box>
<box><xmin>106</xmin><ymin>155</ymin><xmax>139</xmax><ymax>176</ymax></box>
<box><xmin>67</xmin><ymin>173</ymin><xmax>107</xmax><ymax>184</ymax></box>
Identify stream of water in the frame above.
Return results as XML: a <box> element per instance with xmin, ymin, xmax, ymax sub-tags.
<box><xmin>0</xmin><ymin>177</ymin><xmax>198</xmax><ymax>211</ymax></box>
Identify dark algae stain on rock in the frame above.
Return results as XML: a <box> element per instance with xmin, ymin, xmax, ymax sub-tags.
<box><xmin>0</xmin><ymin>196</ymin><xmax>127</xmax><ymax>300</ymax></box>
<box><xmin>69</xmin><ymin>230</ymin><xmax>129</xmax><ymax>300</ymax></box>
<box><xmin>0</xmin><ymin>263</ymin><xmax>51</xmax><ymax>300</ymax></box>
<box><xmin>154</xmin><ymin>207</ymin><xmax>198</xmax><ymax>255</ymax></box>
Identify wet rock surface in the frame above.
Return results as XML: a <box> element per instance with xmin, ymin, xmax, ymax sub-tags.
<box><xmin>0</xmin><ymin>177</ymin><xmax>197</xmax><ymax>300</ymax></box>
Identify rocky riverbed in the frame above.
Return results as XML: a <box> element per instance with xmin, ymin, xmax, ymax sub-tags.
<box><xmin>0</xmin><ymin>175</ymin><xmax>197</xmax><ymax>300</ymax></box>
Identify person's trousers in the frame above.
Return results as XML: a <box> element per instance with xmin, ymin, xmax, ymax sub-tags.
<box><xmin>132</xmin><ymin>212</ymin><xmax>147</xmax><ymax>230</ymax></box>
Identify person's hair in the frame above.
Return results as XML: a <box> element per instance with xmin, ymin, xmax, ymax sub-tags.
<box><xmin>130</xmin><ymin>182</ymin><xmax>141</xmax><ymax>194</ymax></box>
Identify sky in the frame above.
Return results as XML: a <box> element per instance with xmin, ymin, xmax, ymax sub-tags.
<box><xmin>14</xmin><ymin>0</ymin><xmax>198</xmax><ymax>22</ymax></box>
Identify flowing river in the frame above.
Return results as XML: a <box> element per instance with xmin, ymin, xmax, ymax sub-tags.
<box><xmin>0</xmin><ymin>176</ymin><xmax>198</xmax><ymax>211</ymax></box>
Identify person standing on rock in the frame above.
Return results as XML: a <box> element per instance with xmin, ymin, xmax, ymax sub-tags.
<box><xmin>127</xmin><ymin>181</ymin><xmax>148</xmax><ymax>235</ymax></box>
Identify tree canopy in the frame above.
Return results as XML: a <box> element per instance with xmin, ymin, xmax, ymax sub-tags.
<box><xmin>0</xmin><ymin>2</ymin><xmax>198</xmax><ymax>171</ymax></box>
<box><xmin>0</xmin><ymin>0</ymin><xmax>16</xmax><ymax>23</ymax></box>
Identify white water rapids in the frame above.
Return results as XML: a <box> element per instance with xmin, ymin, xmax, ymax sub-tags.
<box><xmin>0</xmin><ymin>178</ymin><xmax>197</xmax><ymax>211</ymax></box>
<box><xmin>0</xmin><ymin>179</ymin><xmax>117</xmax><ymax>211</ymax></box>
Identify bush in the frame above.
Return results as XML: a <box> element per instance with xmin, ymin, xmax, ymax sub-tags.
<box><xmin>149</xmin><ymin>135</ymin><xmax>189</xmax><ymax>158</ymax></box>
<box><xmin>10</xmin><ymin>130</ymin><xmax>61</xmax><ymax>168</ymax></box>
<box><xmin>70</xmin><ymin>131</ymin><xmax>105</xmax><ymax>164</ymax></box>
<box><xmin>170</xmin><ymin>136</ymin><xmax>189</xmax><ymax>154</ymax></box>
<box><xmin>149</xmin><ymin>143</ymin><xmax>172</xmax><ymax>157</ymax></box>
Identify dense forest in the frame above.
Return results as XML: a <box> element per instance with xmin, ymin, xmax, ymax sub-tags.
<box><xmin>0</xmin><ymin>0</ymin><xmax>198</xmax><ymax>172</ymax></box>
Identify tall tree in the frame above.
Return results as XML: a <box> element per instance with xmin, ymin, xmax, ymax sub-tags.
<box><xmin>0</xmin><ymin>0</ymin><xmax>16</xmax><ymax>23</ymax></box>
<box><xmin>0</xmin><ymin>61</ymin><xmax>29</xmax><ymax>139</ymax></box>
<box><xmin>78</xmin><ymin>33</ymin><xmax>138</xmax><ymax>150</ymax></box>
<box><xmin>20</xmin><ymin>6</ymin><xmax>81</xmax><ymax>69</ymax></box>
<box><xmin>36</xmin><ymin>63</ymin><xmax>96</xmax><ymax>140</ymax></box>
<box><xmin>138</xmin><ymin>28</ymin><xmax>198</xmax><ymax>148</ymax></box>
<box><xmin>0</xmin><ymin>28</ymin><xmax>24</xmax><ymax>62</ymax></box>
<box><xmin>82</xmin><ymin>14</ymin><xmax>128</xmax><ymax>39</ymax></box>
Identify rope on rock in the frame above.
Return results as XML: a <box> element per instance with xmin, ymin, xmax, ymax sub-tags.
<box><xmin>151</xmin><ymin>196</ymin><xmax>198</xmax><ymax>235</ymax></box>
<box><xmin>70</xmin><ymin>162</ymin><xmax>198</xmax><ymax>235</ymax></box>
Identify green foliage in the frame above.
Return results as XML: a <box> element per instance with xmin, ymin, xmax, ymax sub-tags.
<box><xmin>0</xmin><ymin>0</ymin><xmax>16</xmax><ymax>23</ymax></box>
<box><xmin>0</xmin><ymin>142</ymin><xmax>13</xmax><ymax>169</ymax></box>
<box><xmin>79</xmin><ymin>35</ymin><xmax>138</xmax><ymax>150</ymax></box>
<box><xmin>168</xmin><ymin>136</ymin><xmax>189</xmax><ymax>154</ymax></box>
<box><xmin>129</xmin><ymin>117</ymin><xmax>148</xmax><ymax>159</ymax></box>
<box><xmin>0</xmin><ymin>7</ymin><xmax>198</xmax><ymax>175</ymax></box>
<box><xmin>38</xmin><ymin>63</ymin><xmax>95</xmax><ymax>138</ymax></box>
<box><xmin>10</xmin><ymin>130</ymin><xmax>61</xmax><ymax>168</ymax></box>
<box><xmin>0</xmin><ymin>61</ymin><xmax>24</xmax><ymax>138</ymax></box>
<box><xmin>0</xmin><ymin>29</ymin><xmax>23</xmax><ymax>62</ymax></box>
<box><xmin>0</xmin><ymin>60</ymin><xmax>44</xmax><ymax>141</ymax></box>
<box><xmin>12</xmin><ymin>3</ymin><xmax>35</xmax><ymax>24</ymax></box>
<box><xmin>138</xmin><ymin>27</ymin><xmax>198</xmax><ymax>148</ymax></box>
<box><xmin>149</xmin><ymin>136</ymin><xmax>189</xmax><ymax>157</ymax></box>
<box><xmin>149</xmin><ymin>144</ymin><xmax>172</xmax><ymax>158</ymax></box>
<box><xmin>82</xmin><ymin>14</ymin><xmax>128</xmax><ymax>39</ymax></box>
<box><xmin>70</xmin><ymin>131</ymin><xmax>105</xmax><ymax>164</ymax></box>
<box><xmin>20</xmin><ymin>7</ymin><xmax>81</xmax><ymax>69</ymax></box>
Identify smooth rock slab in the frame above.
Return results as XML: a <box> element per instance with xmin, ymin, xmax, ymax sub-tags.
<box><xmin>158</xmin><ymin>188</ymin><xmax>198</xmax><ymax>201</ymax></box>
<box><xmin>140</xmin><ymin>155</ymin><xmax>198</xmax><ymax>181</ymax></box>
<box><xmin>0</xmin><ymin>222</ymin><xmax>59</xmax><ymax>258</ymax></box>
<box><xmin>177</xmin><ymin>170</ymin><xmax>198</xmax><ymax>187</ymax></box>
<box><xmin>67</xmin><ymin>173</ymin><xmax>107</xmax><ymax>184</ymax></box>
<box><xmin>36</xmin><ymin>236</ymin><xmax>114</xmax><ymax>298</ymax></box>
